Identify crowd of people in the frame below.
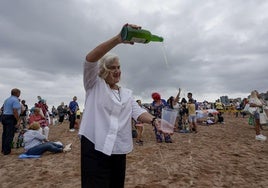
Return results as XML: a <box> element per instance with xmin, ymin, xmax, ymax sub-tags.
<box><xmin>132</xmin><ymin>90</ymin><xmax>268</xmax><ymax>145</ymax></box>
<box><xmin>1</xmin><ymin>24</ymin><xmax>267</xmax><ymax>188</ymax></box>
<box><xmin>0</xmin><ymin>90</ymin><xmax>80</xmax><ymax>156</ymax></box>
<box><xmin>2</xmin><ymin>87</ymin><xmax>266</xmax><ymax>156</ymax></box>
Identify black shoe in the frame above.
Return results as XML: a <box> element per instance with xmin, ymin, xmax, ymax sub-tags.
<box><xmin>165</xmin><ymin>135</ymin><xmax>173</xmax><ymax>143</ymax></box>
<box><xmin>3</xmin><ymin>151</ymin><xmax>11</xmax><ymax>155</ymax></box>
<box><xmin>135</xmin><ymin>140</ymin><xmax>143</xmax><ymax>146</ymax></box>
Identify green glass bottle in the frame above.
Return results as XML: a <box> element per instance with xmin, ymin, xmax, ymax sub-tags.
<box><xmin>120</xmin><ymin>26</ymin><xmax>164</xmax><ymax>43</ymax></box>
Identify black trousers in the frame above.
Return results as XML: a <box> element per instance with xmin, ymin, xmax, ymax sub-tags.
<box><xmin>1</xmin><ymin>115</ymin><xmax>17</xmax><ymax>155</ymax></box>
<box><xmin>58</xmin><ymin>115</ymin><xmax>64</xmax><ymax>123</ymax></box>
<box><xmin>81</xmin><ymin>136</ymin><xmax>126</xmax><ymax>188</ymax></box>
<box><xmin>69</xmin><ymin>113</ymin><xmax>76</xmax><ymax>129</ymax></box>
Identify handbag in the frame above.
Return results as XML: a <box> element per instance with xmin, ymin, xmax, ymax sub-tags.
<box><xmin>260</xmin><ymin>112</ymin><xmax>268</xmax><ymax>125</ymax></box>
<box><xmin>243</xmin><ymin>103</ymin><xmax>257</xmax><ymax>115</ymax></box>
<box><xmin>248</xmin><ymin>115</ymin><xmax>254</xmax><ymax>126</ymax></box>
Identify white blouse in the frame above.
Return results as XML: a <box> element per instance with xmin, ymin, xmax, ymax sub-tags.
<box><xmin>249</xmin><ymin>98</ymin><xmax>262</xmax><ymax>113</ymax></box>
<box><xmin>78</xmin><ymin>60</ymin><xmax>146</xmax><ymax>156</ymax></box>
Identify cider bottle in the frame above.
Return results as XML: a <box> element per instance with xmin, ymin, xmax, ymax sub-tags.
<box><xmin>120</xmin><ymin>25</ymin><xmax>164</xmax><ymax>43</ymax></box>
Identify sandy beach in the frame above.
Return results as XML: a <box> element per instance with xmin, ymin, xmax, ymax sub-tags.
<box><xmin>1</xmin><ymin>114</ymin><xmax>267</xmax><ymax>188</ymax></box>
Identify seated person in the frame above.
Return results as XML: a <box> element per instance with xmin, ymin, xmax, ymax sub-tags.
<box><xmin>23</xmin><ymin>122</ymin><xmax>71</xmax><ymax>155</ymax></box>
<box><xmin>206</xmin><ymin>113</ymin><xmax>216</xmax><ymax>125</ymax></box>
<box><xmin>29</xmin><ymin>107</ymin><xmax>49</xmax><ymax>139</ymax></box>
<box><xmin>217</xmin><ymin>112</ymin><xmax>224</xmax><ymax>124</ymax></box>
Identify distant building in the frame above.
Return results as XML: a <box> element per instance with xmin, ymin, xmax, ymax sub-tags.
<box><xmin>260</xmin><ymin>91</ymin><xmax>268</xmax><ymax>101</ymax></box>
<box><xmin>232</xmin><ymin>98</ymin><xmax>242</xmax><ymax>103</ymax></box>
<box><xmin>220</xmin><ymin>96</ymin><xmax>229</xmax><ymax>105</ymax></box>
<box><xmin>220</xmin><ymin>91</ymin><xmax>268</xmax><ymax>106</ymax></box>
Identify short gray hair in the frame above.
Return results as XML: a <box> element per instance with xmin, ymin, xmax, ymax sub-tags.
<box><xmin>11</xmin><ymin>88</ymin><xmax>21</xmax><ymax>96</ymax></box>
<box><xmin>98</xmin><ymin>53</ymin><xmax>119</xmax><ymax>80</ymax></box>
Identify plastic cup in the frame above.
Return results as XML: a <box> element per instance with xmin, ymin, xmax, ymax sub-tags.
<box><xmin>160</xmin><ymin>108</ymin><xmax>177</xmax><ymax>133</ymax></box>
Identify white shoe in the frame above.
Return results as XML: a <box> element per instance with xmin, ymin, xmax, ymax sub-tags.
<box><xmin>255</xmin><ymin>134</ymin><xmax>267</xmax><ymax>141</ymax></box>
<box><xmin>54</xmin><ymin>141</ymin><xmax>63</xmax><ymax>146</ymax></box>
<box><xmin>63</xmin><ymin>143</ymin><xmax>72</xmax><ymax>152</ymax></box>
<box><xmin>69</xmin><ymin>129</ymin><xmax>75</xmax><ymax>132</ymax></box>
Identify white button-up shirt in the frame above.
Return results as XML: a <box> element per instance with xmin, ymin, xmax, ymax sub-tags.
<box><xmin>78</xmin><ymin>61</ymin><xmax>146</xmax><ymax>156</ymax></box>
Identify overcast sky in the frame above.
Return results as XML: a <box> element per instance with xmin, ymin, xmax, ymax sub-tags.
<box><xmin>1</xmin><ymin>0</ymin><xmax>268</xmax><ymax>110</ymax></box>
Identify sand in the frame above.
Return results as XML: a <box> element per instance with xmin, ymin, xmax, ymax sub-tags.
<box><xmin>0</xmin><ymin>114</ymin><xmax>267</xmax><ymax>188</ymax></box>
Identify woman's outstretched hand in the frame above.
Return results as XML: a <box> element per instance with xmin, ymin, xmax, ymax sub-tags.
<box><xmin>119</xmin><ymin>23</ymin><xmax>141</xmax><ymax>45</ymax></box>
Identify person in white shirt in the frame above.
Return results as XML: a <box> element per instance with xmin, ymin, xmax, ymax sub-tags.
<box><xmin>249</xmin><ymin>90</ymin><xmax>267</xmax><ymax>141</ymax></box>
<box><xmin>78</xmin><ymin>24</ymin><xmax>168</xmax><ymax>188</ymax></box>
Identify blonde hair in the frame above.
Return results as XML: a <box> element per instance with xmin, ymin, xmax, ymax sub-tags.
<box><xmin>98</xmin><ymin>53</ymin><xmax>119</xmax><ymax>80</ymax></box>
<box><xmin>250</xmin><ymin>90</ymin><xmax>262</xmax><ymax>105</ymax></box>
<box><xmin>34</xmin><ymin>107</ymin><xmax>40</xmax><ymax>113</ymax></box>
<box><xmin>28</xmin><ymin>122</ymin><xmax>41</xmax><ymax>130</ymax></box>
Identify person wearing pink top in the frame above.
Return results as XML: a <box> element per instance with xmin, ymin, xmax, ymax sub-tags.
<box><xmin>28</xmin><ymin>107</ymin><xmax>49</xmax><ymax>139</ymax></box>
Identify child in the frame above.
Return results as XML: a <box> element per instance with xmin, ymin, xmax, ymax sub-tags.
<box><xmin>217</xmin><ymin>112</ymin><xmax>224</xmax><ymax>124</ymax></box>
<box><xmin>206</xmin><ymin>113</ymin><xmax>216</xmax><ymax>125</ymax></box>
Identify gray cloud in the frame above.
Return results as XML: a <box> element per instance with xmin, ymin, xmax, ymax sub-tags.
<box><xmin>1</xmin><ymin>0</ymin><xmax>268</xmax><ymax>110</ymax></box>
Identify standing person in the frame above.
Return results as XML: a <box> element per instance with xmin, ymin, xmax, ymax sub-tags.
<box><xmin>51</xmin><ymin>105</ymin><xmax>58</xmax><ymax>125</ymax></box>
<box><xmin>35</xmin><ymin>98</ymin><xmax>48</xmax><ymax>118</ymax></box>
<box><xmin>234</xmin><ymin>100</ymin><xmax>241</xmax><ymax>118</ymax></box>
<box><xmin>134</xmin><ymin>100</ymin><xmax>145</xmax><ymax>146</ymax></box>
<box><xmin>75</xmin><ymin>107</ymin><xmax>81</xmax><ymax>129</ymax></box>
<box><xmin>167</xmin><ymin>89</ymin><xmax>181</xmax><ymax>110</ymax></box>
<box><xmin>20</xmin><ymin>100</ymin><xmax>28</xmax><ymax>129</ymax></box>
<box><xmin>240</xmin><ymin>98</ymin><xmax>248</xmax><ymax>118</ymax></box>
<box><xmin>0</xmin><ymin>105</ymin><xmax>3</xmax><ymax>123</ymax></box>
<box><xmin>179</xmin><ymin>97</ymin><xmax>189</xmax><ymax>130</ymax></box>
<box><xmin>69</xmin><ymin>96</ymin><xmax>79</xmax><ymax>132</ymax></box>
<box><xmin>215</xmin><ymin>99</ymin><xmax>224</xmax><ymax>113</ymax></box>
<box><xmin>249</xmin><ymin>90</ymin><xmax>267</xmax><ymax>141</ymax></box>
<box><xmin>64</xmin><ymin>105</ymin><xmax>69</xmax><ymax>120</ymax></box>
<box><xmin>187</xmin><ymin>98</ymin><xmax>198</xmax><ymax>133</ymax></box>
<box><xmin>215</xmin><ymin>99</ymin><xmax>225</xmax><ymax>123</ymax></box>
<box><xmin>29</xmin><ymin>108</ymin><xmax>49</xmax><ymax>140</ymax></box>
<box><xmin>51</xmin><ymin>106</ymin><xmax>57</xmax><ymax>118</ymax></box>
<box><xmin>78</xmin><ymin>23</ymin><xmax>167</xmax><ymax>188</ymax></box>
<box><xmin>1</xmin><ymin>88</ymin><xmax>21</xmax><ymax>155</ymax></box>
<box><xmin>167</xmin><ymin>88</ymin><xmax>181</xmax><ymax>130</ymax></box>
<box><xmin>57</xmin><ymin>102</ymin><xmax>65</xmax><ymax>124</ymax></box>
<box><xmin>187</xmin><ymin>92</ymin><xmax>198</xmax><ymax>110</ymax></box>
<box><xmin>151</xmin><ymin>92</ymin><xmax>172</xmax><ymax>143</ymax></box>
